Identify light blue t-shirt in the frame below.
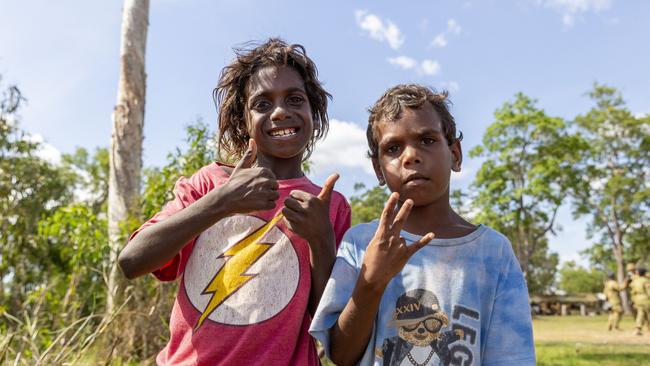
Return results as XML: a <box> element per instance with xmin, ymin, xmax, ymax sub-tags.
<box><xmin>310</xmin><ymin>222</ymin><xmax>536</xmax><ymax>366</ymax></box>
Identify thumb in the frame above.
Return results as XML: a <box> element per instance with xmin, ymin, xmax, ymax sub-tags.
<box><xmin>317</xmin><ymin>173</ymin><xmax>339</xmax><ymax>203</ymax></box>
<box><xmin>408</xmin><ymin>232</ymin><xmax>434</xmax><ymax>257</ymax></box>
<box><xmin>233</xmin><ymin>139</ymin><xmax>257</xmax><ymax>174</ymax></box>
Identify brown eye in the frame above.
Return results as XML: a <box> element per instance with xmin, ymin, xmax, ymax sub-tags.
<box><xmin>386</xmin><ymin>145</ymin><xmax>400</xmax><ymax>154</ymax></box>
<box><xmin>287</xmin><ymin>95</ymin><xmax>305</xmax><ymax>106</ymax></box>
<box><xmin>252</xmin><ymin>100</ymin><xmax>271</xmax><ymax>112</ymax></box>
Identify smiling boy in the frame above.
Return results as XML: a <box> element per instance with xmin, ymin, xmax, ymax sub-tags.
<box><xmin>310</xmin><ymin>84</ymin><xmax>535</xmax><ymax>366</ymax></box>
<box><xmin>119</xmin><ymin>39</ymin><xmax>351</xmax><ymax>365</ymax></box>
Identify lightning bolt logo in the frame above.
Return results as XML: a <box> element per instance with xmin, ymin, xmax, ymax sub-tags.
<box><xmin>193</xmin><ymin>214</ymin><xmax>284</xmax><ymax>332</ymax></box>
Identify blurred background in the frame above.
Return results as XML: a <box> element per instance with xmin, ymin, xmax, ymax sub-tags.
<box><xmin>1</xmin><ymin>0</ymin><xmax>648</xmax><ymax>364</ymax></box>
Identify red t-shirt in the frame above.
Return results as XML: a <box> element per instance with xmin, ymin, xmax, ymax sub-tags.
<box><xmin>129</xmin><ymin>163</ymin><xmax>351</xmax><ymax>366</ymax></box>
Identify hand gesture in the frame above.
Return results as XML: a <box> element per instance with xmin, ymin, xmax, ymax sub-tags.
<box><xmin>282</xmin><ymin>174</ymin><xmax>339</xmax><ymax>248</ymax></box>
<box><xmin>219</xmin><ymin>139</ymin><xmax>279</xmax><ymax>215</ymax></box>
<box><xmin>361</xmin><ymin>192</ymin><xmax>434</xmax><ymax>288</ymax></box>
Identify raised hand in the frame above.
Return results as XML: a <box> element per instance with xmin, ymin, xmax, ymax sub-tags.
<box><xmin>218</xmin><ymin>139</ymin><xmax>279</xmax><ymax>215</ymax></box>
<box><xmin>282</xmin><ymin>173</ymin><xmax>339</xmax><ymax>246</ymax></box>
<box><xmin>360</xmin><ymin>192</ymin><xmax>434</xmax><ymax>288</ymax></box>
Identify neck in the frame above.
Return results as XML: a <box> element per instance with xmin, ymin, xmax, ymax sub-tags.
<box><xmin>255</xmin><ymin>152</ymin><xmax>305</xmax><ymax>180</ymax></box>
<box><xmin>401</xmin><ymin>192</ymin><xmax>475</xmax><ymax>238</ymax></box>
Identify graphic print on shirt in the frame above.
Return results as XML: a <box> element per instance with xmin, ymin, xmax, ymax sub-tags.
<box><xmin>184</xmin><ymin>214</ymin><xmax>300</xmax><ymax>331</ymax></box>
<box><xmin>376</xmin><ymin>289</ymin><xmax>477</xmax><ymax>366</ymax></box>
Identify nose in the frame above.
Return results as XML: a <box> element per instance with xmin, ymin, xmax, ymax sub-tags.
<box><xmin>270</xmin><ymin>102</ymin><xmax>290</xmax><ymax>121</ymax></box>
<box><xmin>417</xmin><ymin>327</ymin><xmax>425</xmax><ymax>334</ymax></box>
<box><xmin>402</xmin><ymin>144</ymin><xmax>421</xmax><ymax>165</ymax></box>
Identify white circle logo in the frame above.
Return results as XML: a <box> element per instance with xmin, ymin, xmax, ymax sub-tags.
<box><xmin>184</xmin><ymin>215</ymin><xmax>300</xmax><ymax>327</ymax></box>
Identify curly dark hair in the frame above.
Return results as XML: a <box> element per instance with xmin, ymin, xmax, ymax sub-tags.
<box><xmin>214</xmin><ymin>38</ymin><xmax>331</xmax><ymax>162</ymax></box>
<box><xmin>366</xmin><ymin>84</ymin><xmax>463</xmax><ymax>160</ymax></box>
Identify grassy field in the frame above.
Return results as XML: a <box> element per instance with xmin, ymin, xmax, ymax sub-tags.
<box><xmin>321</xmin><ymin>315</ymin><xmax>650</xmax><ymax>366</ymax></box>
<box><xmin>534</xmin><ymin>315</ymin><xmax>650</xmax><ymax>366</ymax></box>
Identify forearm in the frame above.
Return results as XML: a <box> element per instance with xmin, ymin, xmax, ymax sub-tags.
<box><xmin>118</xmin><ymin>190</ymin><xmax>231</xmax><ymax>279</ymax></box>
<box><xmin>330</xmin><ymin>272</ymin><xmax>386</xmax><ymax>366</ymax></box>
<box><xmin>307</xmin><ymin>231</ymin><xmax>336</xmax><ymax>315</ymax></box>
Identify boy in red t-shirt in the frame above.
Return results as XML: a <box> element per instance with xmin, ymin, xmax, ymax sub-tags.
<box><xmin>119</xmin><ymin>38</ymin><xmax>351</xmax><ymax>366</ymax></box>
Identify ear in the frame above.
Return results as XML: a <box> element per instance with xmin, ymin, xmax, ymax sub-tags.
<box><xmin>372</xmin><ymin>158</ymin><xmax>386</xmax><ymax>186</ymax></box>
<box><xmin>449</xmin><ymin>139</ymin><xmax>462</xmax><ymax>172</ymax></box>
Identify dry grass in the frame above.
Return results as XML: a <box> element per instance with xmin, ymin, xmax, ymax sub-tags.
<box><xmin>534</xmin><ymin>314</ymin><xmax>650</xmax><ymax>345</ymax></box>
<box><xmin>534</xmin><ymin>315</ymin><xmax>650</xmax><ymax>366</ymax></box>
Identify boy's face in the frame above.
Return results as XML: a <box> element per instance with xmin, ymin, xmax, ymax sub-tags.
<box><xmin>245</xmin><ymin>65</ymin><xmax>314</xmax><ymax>161</ymax></box>
<box><xmin>372</xmin><ymin>104</ymin><xmax>461</xmax><ymax>207</ymax></box>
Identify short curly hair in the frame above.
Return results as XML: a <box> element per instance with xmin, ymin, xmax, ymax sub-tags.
<box><xmin>214</xmin><ymin>38</ymin><xmax>331</xmax><ymax>162</ymax></box>
<box><xmin>366</xmin><ymin>84</ymin><xmax>462</xmax><ymax>160</ymax></box>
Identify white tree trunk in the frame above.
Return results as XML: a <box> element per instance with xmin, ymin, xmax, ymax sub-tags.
<box><xmin>107</xmin><ymin>0</ymin><xmax>150</xmax><ymax>315</ymax></box>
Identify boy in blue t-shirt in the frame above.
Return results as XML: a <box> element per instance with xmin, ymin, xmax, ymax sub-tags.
<box><xmin>310</xmin><ymin>84</ymin><xmax>536</xmax><ymax>365</ymax></box>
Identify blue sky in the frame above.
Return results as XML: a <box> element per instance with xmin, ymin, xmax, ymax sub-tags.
<box><xmin>2</xmin><ymin>0</ymin><xmax>649</xmax><ymax>265</ymax></box>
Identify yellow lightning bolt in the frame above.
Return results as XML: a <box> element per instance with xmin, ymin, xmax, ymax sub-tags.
<box><xmin>194</xmin><ymin>214</ymin><xmax>284</xmax><ymax>332</ymax></box>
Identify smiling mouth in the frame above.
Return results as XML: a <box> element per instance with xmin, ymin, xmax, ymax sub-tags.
<box><xmin>269</xmin><ymin>127</ymin><xmax>298</xmax><ymax>137</ymax></box>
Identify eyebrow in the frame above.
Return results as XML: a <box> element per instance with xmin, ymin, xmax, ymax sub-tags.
<box><xmin>378</xmin><ymin>126</ymin><xmax>444</xmax><ymax>144</ymax></box>
<box><xmin>248</xmin><ymin>86</ymin><xmax>307</xmax><ymax>100</ymax></box>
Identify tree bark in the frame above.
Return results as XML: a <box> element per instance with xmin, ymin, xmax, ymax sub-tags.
<box><xmin>612</xmin><ymin>231</ymin><xmax>632</xmax><ymax>313</ymax></box>
<box><xmin>107</xmin><ymin>0</ymin><xmax>150</xmax><ymax>315</ymax></box>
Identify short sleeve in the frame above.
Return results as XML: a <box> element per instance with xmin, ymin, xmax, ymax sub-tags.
<box><xmin>128</xmin><ymin>165</ymin><xmax>223</xmax><ymax>281</ymax></box>
<box><xmin>482</xmin><ymin>244</ymin><xmax>536</xmax><ymax>365</ymax></box>
<box><xmin>309</xmin><ymin>230</ymin><xmax>359</xmax><ymax>359</ymax></box>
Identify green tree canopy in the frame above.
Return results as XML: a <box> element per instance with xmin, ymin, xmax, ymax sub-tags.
<box><xmin>557</xmin><ymin>261</ymin><xmax>604</xmax><ymax>294</ymax></box>
<box><xmin>569</xmin><ymin>83</ymin><xmax>650</xmax><ymax>310</ymax></box>
<box><xmin>349</xmin><ymin>183</ymin><xmax>390</xmax><ymax>226</ymax></box>
<box><xmin>469</xmin><ymin>93</ymin><xmax>585</xmax><ymax>294</ymax></box>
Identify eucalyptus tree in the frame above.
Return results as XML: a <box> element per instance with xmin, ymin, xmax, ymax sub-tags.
<box><xmin>470</xmin><ymin>93</ymin><xmax>585</xmax><ymax>292</ymax></box>
<box><xmin>107</xmin><ymin>0</ymin><xmax>150</xmax><ymax>314</ymax></box>
<box><xmin>570</xmin><ymin>84</ymin><xmax>650</xmax><ymax>312</ymax></box>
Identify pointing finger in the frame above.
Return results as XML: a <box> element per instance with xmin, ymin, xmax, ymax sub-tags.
<box><xmin>408</xmin><ymin>232</ymin><xmax>434</xmax><ymax>257</ymax></box>
<box><xmin>377</xmin><ymin>192</ymin><xmax>400</xmax><ymax>236</ymax></box>
<box><xmin>317</xmin><ymin>173</ymin><xmax>339</xmax><ymax>202</ymax></box>
<box><xmin>391</xmin><ymin>199</ymin><xmax>413</xmax><ymax>233</ymax></box>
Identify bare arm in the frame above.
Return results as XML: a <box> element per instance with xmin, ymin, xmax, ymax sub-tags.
<box><xmin>118</xmin><ymin>140</ymin><xmax>279</xmax><ymax>279</ymax></box>
<box><xmin>119</xmin><ymin>188</ymin><xmax>236</xmax><ymax>279</ymax></box>
<box><xmin>329</xmin><ymin>194</ymin><xmax>433</xmax><ymax>365</ymax></box>
<box><xmin>282</xmin><ymin>174</ymin><xmax>339</xmax><ymax>315</ymax></box>
<box><xmin>329</xmin><ymin>271</ymin><xmax>387</xmax><ymax>366</ymax></box>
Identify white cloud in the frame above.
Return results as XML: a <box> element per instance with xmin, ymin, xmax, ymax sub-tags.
<box><xmin>310</xmin><ymin>119</ymin><xmax>374</xmax><ymax>175</ymax></box>
<box><xmin>420</xmin><ymin>59</ymin><xmax>441</xmax><ymax>76</ymax></box>
<box><xmin>441</xmin><ymin>81</ymin><xmax>460</xmax><ymax>93</ymax></box>
<box><xmin>431</xmin><ymin>18</ymin><xmax>461</xmax><ymax>47</ymax></box>
<box><xmin>431</xmin><ymin>34</ymin><xmax>448</xmax><ymax>48</ymax></box>
<box><xmin>355</xmin><ymin>10</ymin><xmax>405</xmax><ymax>49</ymax></box>
<box><xmin>447</xmin><ymin>19</ymin><xmax>462</xmax><ymax>34</ymax></box>
<box><xmin>387</xmin><ymin>57</ymin><xmax>442</xmax><ymax>78</ymax></box>
<box><xmin>536</xmin><ymin>0</ymin><xmax>613</xmax><ymax>27</ymax></box>
<box><xmin>26</xmin><ymin>133</ymin><xmax>62</xmax><ymax>165</ymax></box>
<box><xmin>387</xmin><ymin>56</ymin><xmax>417</xmax><ymax>70</ymax></box>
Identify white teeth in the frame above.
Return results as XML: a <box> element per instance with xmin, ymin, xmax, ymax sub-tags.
<box><xmin>270</xmin><ymin>128</ymin><xmax>296</xmax><ymax>137</ymax></box>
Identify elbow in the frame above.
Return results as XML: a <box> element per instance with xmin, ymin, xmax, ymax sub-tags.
<box><xmin>329</xmin><ymin>347</ymin><xmax>356</xmax><ymax>366</ymax></box>
<box><xmin>118</xmin><ymin>246</ymin><xmax>140</xmax><ymax>280</ymax></box>
<box><xmin>330</xmin><ymin>355</ymin><xmax>353</xmax><ymax>366</ymax></box>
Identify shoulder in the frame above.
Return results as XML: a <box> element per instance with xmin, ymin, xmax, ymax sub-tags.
<box><xmin>342</xmin><ymin>221</ymin><xmax>379</xmax><ymax>247</ymax></box>
<box><xmin>469</xmin><ymin>225</ymin><xmax>513</xmax><ymax>257</ymax></box>
<box><xmin>178</xmin><ymin>162</ymin><xmax>228</xmax><ymax>184</ymax></box>
<box><xmin>173</xmin><ymin>163</ymin><xmax>229</xmax><ymax>200</ymax></box>
<box><xmin>478</xmin><ymin>225</ymin><xmax>511</xmax><ymax>245</ymax></box>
